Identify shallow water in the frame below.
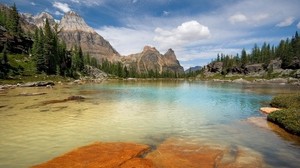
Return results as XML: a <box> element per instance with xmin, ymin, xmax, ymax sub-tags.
<box><xmin>0</xmin><ymin>80</ymin><xmax>299</xmax><ymax>167</ymax></box>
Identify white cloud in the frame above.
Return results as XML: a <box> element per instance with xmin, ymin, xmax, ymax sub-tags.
<box><xmin>252</xmin><ymin>13</ymin><xmax>269</xmax><ymax>22</ymax></box>
<box><xmin>276</xmin><ymin>17</ymin><xmax>295</xmax><ymax>27</ymax></box>
<box><xmin>53</xmin><ymin>2</ymin><xmax>71</xmax><ymax>13</ymax></box>
<box><xmin>132</xmin><ymin>0</ymin><xmax>138</xmax><ymax>4</ymax></box>
<box><xmin>154</xmin><ymin>21</ymin><xmax>210</xmax><ymax>50</ymax></box>
<box><xmin>229</xmin><ymin>13</ymin><xmax>247</xmax><ymax>24</ymax></box>
<box><xmin>31</xmin><ymin>2</ymin><xmax>36</xmax><ymax>6</ymax></box>
<box><xmin>297</xmin><ymin>22</ymin><xmax>300</xmax><ymax>29</ymax></box>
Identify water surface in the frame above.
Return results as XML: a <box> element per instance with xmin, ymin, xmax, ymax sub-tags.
<box><xmin>0</xmin><ymin>80</ymin><xmax>299</xmax><ymax>167</ymax></box>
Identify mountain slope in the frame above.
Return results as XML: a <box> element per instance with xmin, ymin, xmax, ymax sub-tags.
<box><xmin>58</xmin><ymin>11</ymin><xmax>120</xmax><ymax>62</ymax></box>
<box><xmin>122</xmin><ymin>46</ymin><xmax>184</xmax><ymax>74</ymax></box>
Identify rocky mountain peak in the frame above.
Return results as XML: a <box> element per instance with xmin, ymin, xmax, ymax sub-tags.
<box><xmin>59</xmin><ymin>11</ymin><xmax>95</xmax><ymax>33</ymax></box>
<box><xmin>33</xmin><ymin>12</ymin><xmax>55</xmax><ymax>28</ymax></box>
<box><xmin>143</xmin><ymin>46</ymin><xmax>158</xmax><ymax>52</ymax></box>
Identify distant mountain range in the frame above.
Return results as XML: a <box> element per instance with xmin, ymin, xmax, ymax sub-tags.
<box><xmin>18</xmin><ymin>9</ymin><xmax>184</xmax><ymax>75</ymax></box>
<box><xmin>185</xmin><ymin>66</ymin><xmax>202</xmax><ymax>73</ymax></box>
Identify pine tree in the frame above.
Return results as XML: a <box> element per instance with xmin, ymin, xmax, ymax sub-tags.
<box><xmin>0</xmin><ymin>44</ymin><xmax>9</xmax><ymax>78</ymax></box>
<box><xmin>78</xmin><ymin>46</ymin><xmax>84</xmax><ymax>71</ymax></box>
<box><xmin>241</xmin><ymin>49</ymin><xmax>248</xmax><ymax>66</ymax></box>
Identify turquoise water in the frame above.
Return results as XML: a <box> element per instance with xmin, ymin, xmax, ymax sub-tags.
<box><xmin>0</xmin><ymin>80</ymin><xmax>299</xmax><ymax>167</ymax></box>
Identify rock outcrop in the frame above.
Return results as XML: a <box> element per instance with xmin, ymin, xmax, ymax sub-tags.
<box><xmin>122</xmin><ymin>46</ymin><xmax>184</xmax><ymax>75</ymax></box>
<box><xmin>58</xmin><ymin>11</ymin><xmax>120</xmax><ymax>62</ymax></box>
<box><xmin>32</xmin><ymin>142</ymin><xmax>151</xmax><ymax>168</ymax></box>
<box><xmin>0</xmin><ymin>25</ymin><xmax>33</xmax><ymax>53</ymax></box>
<box><xmin>33</xmin><ymin>138</ymin><xmax>266</xmax><ymax>168</ymax></box>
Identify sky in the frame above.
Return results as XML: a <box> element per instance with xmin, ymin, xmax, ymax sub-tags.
<box><xmin>1</xmin><ymin>0</ymin><xmax>300</xmax><ymax>69</ymax></box>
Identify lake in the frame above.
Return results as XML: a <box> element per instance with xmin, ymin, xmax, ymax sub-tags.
<box><xmin>0</xmin><ymin>80</ymin><xmax>299</xmax><ymax>167</ymax></box>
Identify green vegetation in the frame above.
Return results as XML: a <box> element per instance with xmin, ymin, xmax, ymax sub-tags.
<box><xmin>208</xmin><ymin>31</ymin><xmax>300</xmax><ymax>75</ymax></box>
<box><xmin>0</xmin><ymin>3</ymin><xmax>22</xmax><ymax>36</ymax></box>
<box><xmin>267</xmin><ymin>94</ymin><xmax>300</xmax><ymax>136</ymax></box>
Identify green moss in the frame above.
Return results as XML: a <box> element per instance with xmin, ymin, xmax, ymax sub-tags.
<box><xmin>270</xmin><ymin>94</ymin><xmax>300</xmax><ymax>109</ymax></box>
<box><xmin>268</xmin><ymin>109</ymin><xmax>300</xmax><ymax>136</ymax></box>
<box><xmin>267</xmin><ymin>93</ymin><xmax>300</xmax><ymax>136</ymax></box>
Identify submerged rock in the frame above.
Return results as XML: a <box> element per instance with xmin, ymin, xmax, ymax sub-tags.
<box><xmin>146</xmin><ymin>138</ymin><xmax>265</xmax><ymax>168</ymax></box>
<box><xmin>31</xmin><ymin>137</ymin><xmax>268</xmax><ymax>168</ymax></box>
<box><xmin>21</xmin><ymin>81</ymin><xmax>55</xmax><ymax>87</ymax></box>
<box><xmin>42</xmin><ymin>96</ymin><xmax>85</xmax><ymax>105</ymax></box>
<box><xmin>32</xmin><ymin>142</ymin><xmax>151</xmax><ymax>168</ymax></box>
<box><xmin>18</xmin><ymin>92</ymin><xmax>47</xmax><ymax>96</ymax></box>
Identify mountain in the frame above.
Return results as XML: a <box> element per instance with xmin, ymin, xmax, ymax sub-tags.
<box><xmin>16</xmin><ymin>8</ymin><xmax>184</xmax><ymax>75</ymax></box>
<box><xmin>185</xmin><ymin>66</ymin><xmax>202</xmax><ymax>73</ymax></box>
<box><xmin>58</xmin><ymin>11</ymin><xmax>120</xmax><ymax>62</ymax></box>
<box><xmin>122</xmin><ymin>46</ymin><xmax>184</xmax><ymax>74</ymax></box>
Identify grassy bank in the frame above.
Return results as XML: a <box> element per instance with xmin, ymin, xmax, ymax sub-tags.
<box><xmin>267</xmin><ymin>94</ymin><xmax>300</xmax><ymax>136</ymax></box>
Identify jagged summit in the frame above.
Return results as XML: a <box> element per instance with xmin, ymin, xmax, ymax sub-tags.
<box><xmin>59</xmin><ymin>11</ymin><xmax>95</xmax><ymax>33</ymax></box>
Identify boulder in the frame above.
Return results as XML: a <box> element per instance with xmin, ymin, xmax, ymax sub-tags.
<box><xmin>244</xmin><ymin>64</ymin><xmax>264</xmax><ymax>74</ymax></box>
<box><xmin>207</xmin><ymin>61</ymin><xmax>223</xmax><ymax>73</ymax></box>
<box><xmin>268</xmin><ymin>59</ymin><xmax>282</xmax><ymax>70</ymax></box>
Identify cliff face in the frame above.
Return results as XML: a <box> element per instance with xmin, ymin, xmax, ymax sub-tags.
<box><xmin>58</xmin><ymin>11</ymin><xmax>120</xmax><ymax>62</ymax></box>
<box><xmin>122</xmin><ymin>46</ymin><xmax>184</xmax><ymax>74</ymax></box>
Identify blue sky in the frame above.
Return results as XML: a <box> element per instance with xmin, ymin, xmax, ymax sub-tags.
<box><xmin>2</xmin><ymin>0</ymin><xmax>300</xmax><ymax>69</ymax></box>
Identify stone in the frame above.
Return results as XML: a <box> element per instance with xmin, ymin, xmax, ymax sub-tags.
<box><xmin>207</xmin><ymin>61</ymin><xmax>223</xmax><ymax>73</ymax></box>
<box><xmin>244</xmin><ymin>64</ymin><xmax>264</xmax><ymax>74</ymax></box>
<box><xmin>21</xmin><ymin>81</ymin><xmax>55</xmax><ymax>87</ymax></box>
<box><xmin>268</xmin><ymin>59</ymin><xmax>282</xmax><ymax>70</ymax></box>
<box><xmin>42</xmin><ymin>96</ymin><xmax>85</xmax><ymax>105</ymax></box>
<box><xmin>260</xmin><ymin>107</ymin><xmax>281</xmax><ymax>114</ymax></box>
<box><xmin>146</xmin><ymin>138</ymin><xmax>265</xmax><ymax>168</ymax></box>
<box><xmin>32</xmin><ymin>142</ymin><xmax>151</xmax><ymax>168</ymax></box>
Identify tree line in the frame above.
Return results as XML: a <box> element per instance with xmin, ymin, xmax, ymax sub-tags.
<box><xmin>211</xmin><ymin>31</ymin><xmax>300</xmax><ymax>74</ymax></box>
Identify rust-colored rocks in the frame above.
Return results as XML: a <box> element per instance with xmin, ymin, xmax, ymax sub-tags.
<box><xmin>32</xmin><ymin>142</ymin><xmax>151</xmax><ymax>168</ymax></box>
<box><xmin>146</xmin><ymin>138</ymin><xmax>265</xmax><ymax>168</ymax></box>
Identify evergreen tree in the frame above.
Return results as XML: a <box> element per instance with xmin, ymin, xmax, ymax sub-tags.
<box><xmin>241</xmin><ymin>49</ymin><xmax>248</xmax><ymax>66</ymax></box>
<box><xmin>78</xmin><ymin>46</ymin><xmax>84</xmax><ymax>71</ymax></box>
<box><xmin>0</xmin><ymin>44</ymin><xmax>9</xmax><ymax>78</ymax></box>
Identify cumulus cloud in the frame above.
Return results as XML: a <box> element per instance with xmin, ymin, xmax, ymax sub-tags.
<box><xmin>31</xmin><ymin>2</ymin><xmax>36</xmax><ymax>6</ymax></box>
<box><xmin>276</xmin><ymin>17</ymin><xmax>294</xmax><ymax>27</ymax></box>
<box><xmin>53</xmin><ymin>2</ymin><xmax>71</xmax><ymax>13</ymax></box>
<box><xmin>297</xmin><ymin>22</ymin><xmax>300</xmax><ymax>29</ymax></box>
<box><xmin>154</xmin><ymin>20</ymin><xmax>210</xmax><ymax>50</ymax></box>
<box><xmin>229</xmin><ymin>13</ymin><xmax>247</xmax><ymax>24</ymax></box>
